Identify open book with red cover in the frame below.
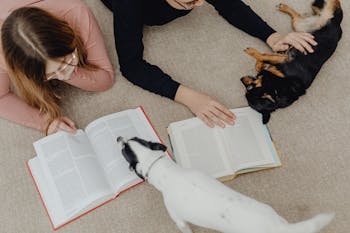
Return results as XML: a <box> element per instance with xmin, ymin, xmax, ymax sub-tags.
<box><xmin>27</xmin><ymin>106</ymin><xmax>167</xmax><ymax>230</ymax></box>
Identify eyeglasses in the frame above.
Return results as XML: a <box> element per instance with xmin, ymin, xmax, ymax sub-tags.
<box><xmin>173</xmin><ymin>0</ymin><xmax>200</xmax><ymax>10</ymax></box>
<box><xmin>45</xmin><ymin>50</ymin><xmax>79</xmax><ymax>81</ymax></box>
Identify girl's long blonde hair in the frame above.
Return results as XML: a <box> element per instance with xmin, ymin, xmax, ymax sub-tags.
<box><xmin>1</xmin><ymin>7</ymin><xmax>97</xmax><ymax>134</ymax></box>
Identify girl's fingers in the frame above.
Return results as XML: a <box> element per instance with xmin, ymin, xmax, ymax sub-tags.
<box><xmin>292</xmin><ymin>35</ymin><xmax>314</xmax><ymax>53</ymax></box>
<box><xmin>300</xmin><ymin>33</ymin><xmax>318</xmax><ymax>45</ymax></box>
<box><xmin>62</xmin><ymin>117</ymin><xmax>76</xmax><ymax>129</ymax></box>
<box><xmin>59</xmin><ymin>117</ymin><xmax>77</xmax><ymax>133</ymax></box>
<box><xmin>205</xmin><ymin>110</ymin><xmax>225</xmax><ymax>128</ymax></box>
<box><xmin>198</xmin><ymin>114</ymin><xmax>215</xmax><ymax>128</ymax></box>
<box><xmin>213</xmin><ymin>102</ymin><xmax>236</xmax><ymax>120</ymax></box>
<box><xmin>58</xmin><ymin>122</ymin><xmax>75</xmax><ymax>133</ymax></box>
<box><xmin>210</xmin><ymin>108</ymin><xmax>234</xmax><ymax>126</ymax></box>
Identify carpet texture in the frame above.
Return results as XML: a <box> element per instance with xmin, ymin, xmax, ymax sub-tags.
<box><xmin>0</xmin><ymin>0</ymin><xmax>349</xmax><ymax>232</ymax></box>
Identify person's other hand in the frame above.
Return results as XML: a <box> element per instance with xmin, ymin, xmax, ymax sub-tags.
<box><xmin>267</xmin><ymin>32</ymin><xmax>317</xmax><ymax>54</ymax></box>
<box><xmin>175</xmin><ymin>85</ymin><xmax>235</xmax><ymax>128</ymax></box>
<box><xmin>47</xmin><ymin>116</ymin><xmax>77</xmax><ymax>135</ymax></box>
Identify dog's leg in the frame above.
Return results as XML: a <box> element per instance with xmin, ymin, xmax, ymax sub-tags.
<box><xmin>255</xmin><ymin>60</ymin><xmax>265</xmax><ymax>73</ymax></box>
<box><xmin>245</xmin><ymin>48</ymin><xmax>289</xmax><ymax>65</ymax></box>
<box><xmin>277</xmin><ymin>1</ymin><xmax>340</xmax><ymax>32</ymax></box>
<box><xmin>255</xmin><ymin>61</ymin><xmax>285</xmax><ymax>77</ymax></box>
<box><xmin>277</xmin><ymin>3</ymin><xmax>302</xmax><ymax>31</ymax></box>
<box><xmin>168</xmin><ymin>211</ymin><xmax>193</xmax><ymax>233</ymax></box>
<box><xmin>264</xmin><ymin>66</ymin><xmax>286</xmax><ymax>78</ymax></box>
<box><xmin>245</xmin><ymin>48</ymin><xmax>286</xmax><ymax>78</ymax></box>
<box><xmin>255</xmin><ymin>62</ymin><xmax>286</xmax><ymax>78</ymax></box>
<box><xmin>278</xmin><ymin>3</ymin><xmax>301</xmax><ymax>19</ymax></box>
<box><xmin>164</xmin><ymin>201</ymin><xmax>193</xmax><ymax>233</ymax></box>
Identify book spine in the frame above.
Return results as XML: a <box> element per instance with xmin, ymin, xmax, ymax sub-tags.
<box><xmin>167</xmin><ymin>133</ymin><xmax>176</xmax><ymax>162</ymax></box>
<box><xmin>138</xmin><ymin>106</ymin><xmax>173</xmax><ymax>160</ymax></box>
<box><xmin>113</xmin><ymin>180</ymin><xmax>144</xmax><ymax>199</ymax></box>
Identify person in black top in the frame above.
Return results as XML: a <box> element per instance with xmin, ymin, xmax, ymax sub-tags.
<box><xmin>100</xmin><ymin>0</ymin><xmax>317</xmax><ymax>128</ymax></box>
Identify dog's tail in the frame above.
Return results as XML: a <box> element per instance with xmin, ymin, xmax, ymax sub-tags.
<box><xmin>332</xmin><ymin>0</ymin><xmax>343</xmax><ymax>25</ymax></box>
<box><xmin>282</xmin><ymin>213</ymin><xmax>334</xmax><ymax>233</ymax></box>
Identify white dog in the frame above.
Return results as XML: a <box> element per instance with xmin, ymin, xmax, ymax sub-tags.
<box><xmin>117</xmin><ymin>137</ymin><xmax>334</xmax><ymax>233</ymax></box>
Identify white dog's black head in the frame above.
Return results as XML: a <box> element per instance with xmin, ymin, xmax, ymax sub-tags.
<box><xmin>117</xmin><ymin>137</ymin><xmax>167</xmax><ymax>180</ymax></box>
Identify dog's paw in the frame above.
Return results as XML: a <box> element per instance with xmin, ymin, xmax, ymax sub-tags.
<box><xmin>277</xmin><ymin>3</ymin><xmax>289</xmax><ymax>12</ymax></box>
<box><xmin>244</xmin><ymin>48</ymin><xmax>259</xmax><ymax>56</ymax></box>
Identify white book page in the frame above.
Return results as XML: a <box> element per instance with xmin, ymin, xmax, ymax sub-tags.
<box><xmin>28</xmin><ymin>157</ymin><xmax>65</xmax><ymax>228</ymax></box>
<box><xmin>169</xmin><ymin>117</ymin><xmax>233</xmax><ymax>178</ymax></box>
<box><xmin>33</xmin><ymin>130</ymin><xmax>112</xmax><ymax>219</ymax></box>
<box><xmin>221</xmin><ymin>107</ymin><xmax>277</xmax><ymax>172</ymax></box>
<box><xmin>85</xmin><ymin>108</ymin><xmax>158</xmax><ymax>194</ymax></box>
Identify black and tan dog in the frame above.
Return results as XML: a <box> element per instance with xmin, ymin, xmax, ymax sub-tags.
<box><xmin>241</xmin><ymin>0</ymin><xmax>343</xmax><ymax>123</ymax></box>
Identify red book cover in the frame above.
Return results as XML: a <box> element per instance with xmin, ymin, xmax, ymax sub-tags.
<box><xmin>27</xmin><ymin>106</ymin><xmax>170</xmax><ymax>230</ymax></box>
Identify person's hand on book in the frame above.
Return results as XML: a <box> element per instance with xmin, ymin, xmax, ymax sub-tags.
<box><xmin>47</xmin><ymin>116</ymin><xmax>77</xmax><ymax>135</ymax></box>
<box><xmin>175</xmin><ymin>85</ymin><xmax>235</xmax><ymax>128</ymax></box>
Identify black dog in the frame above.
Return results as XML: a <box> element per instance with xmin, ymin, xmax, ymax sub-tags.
<box><xmin>241</xmin><ymin>0</ymin><xmax>343</xmax><ymax>123</ymax></box>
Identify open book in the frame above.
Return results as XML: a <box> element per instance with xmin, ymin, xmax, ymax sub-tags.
<box><xmin>168</xmin><ymin>107</ymin><xmax>281</xmax><ymax>182</ymax></box>
<box><xmin>27</xmin><ymin>107</ymin><xmax>166</xmax><ymax>230</ymax></box>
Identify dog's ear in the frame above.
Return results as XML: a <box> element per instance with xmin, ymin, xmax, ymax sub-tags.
<box><xmin>262</xmin><ymin>112</ymin><xmax>271</xmax><ymax>124</ymax></box>
<box><xmin>129</xmin><ymin>137</ymin><xmax>167</xmax><ymax>152</ymax></box>
<box><xmin>135</xmin><ymin>164</ymin><xmax>145</xmax><ymax>180</ymax></box>
<box><xmin>130</xmin><ymin>137</ymin><xmax>149</xmax><ymax>147</ymax></box>
<box><xmin>122</xmin><ymin>144</ymin><xmax>139</xmax><ymax>169</ymax></box>
<box><xmin>150</xmin><ymin>142</ymin><xmax>167</xmax><ymax>152</ymax></box>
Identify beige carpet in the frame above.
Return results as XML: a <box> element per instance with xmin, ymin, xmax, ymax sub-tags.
<box><xmin>1</xmin><ymin>0</ymin><xmax>349</xmax><ymax>232</ymax></box>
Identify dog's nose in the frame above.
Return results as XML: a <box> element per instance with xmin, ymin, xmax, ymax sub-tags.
<box><xmin>117</xmin><ymin>136</ymin><xmax>124</xmax><ymax>143</ymax></box>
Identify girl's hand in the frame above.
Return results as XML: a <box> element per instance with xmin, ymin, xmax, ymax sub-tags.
<box><xmin>47</xmin><ymin>116</ymin><xmax>77</xmax><ymax>135</ymax></box>
<box><xmin>267</xmin><ymin>32</ymin><xmax>317</xmax><ymax>54</ymax></box>
<box><xmin>175</xmin><ymin>85</ymin><xmax>235</xmax><ymax>128</ymax></box>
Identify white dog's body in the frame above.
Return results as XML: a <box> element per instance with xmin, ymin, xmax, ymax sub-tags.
<box><xmin>120</xmin><ymin>139</ymin><xmax>334</xmax><ymax>233</ymax></box>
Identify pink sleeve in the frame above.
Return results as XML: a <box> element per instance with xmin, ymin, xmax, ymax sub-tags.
<box><xmin>0</xmin><ymin>73</ymin><xmax>46</xmax><ymax>131</ymax></box>
<box><xmin>63</xmin><ymin>5</ymin><xmax>115</xmax><ymax>91</ymax></box>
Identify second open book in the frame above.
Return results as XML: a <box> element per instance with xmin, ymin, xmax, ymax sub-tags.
<box><xmin>27</xmin><ymin>107</ymin><xmax>163</xmax><ymax>230</ymax></box>
<box><xmin>168</xmin><ymin>107</ymin><xmax>281</xmax><ymax>182</ymax></box>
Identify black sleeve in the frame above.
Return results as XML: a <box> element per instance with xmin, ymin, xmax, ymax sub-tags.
<box><xmin>111</xmin><ymin>0</ymin><xmax>180</xmax><ymax>99</ymax></box>
<box><xmin>206</xmin><ymin>0</ymin><xmax>276</xmax><ymax>42</ymax></box>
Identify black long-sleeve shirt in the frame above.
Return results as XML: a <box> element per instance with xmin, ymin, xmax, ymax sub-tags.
<box><xmin>101</xmin><ymin>0</ymin><xmax>275</xmax><ymax>99</ymax></box>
